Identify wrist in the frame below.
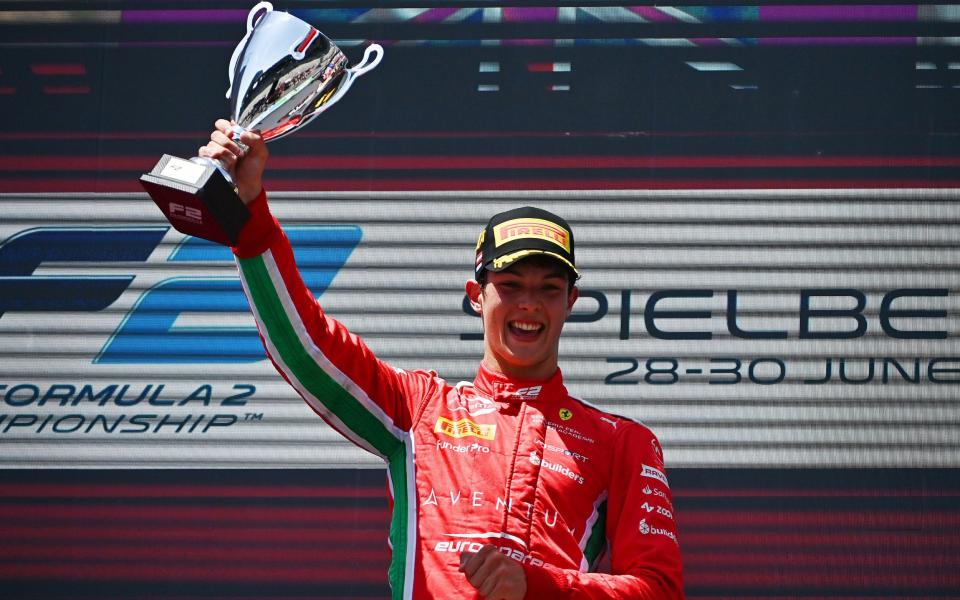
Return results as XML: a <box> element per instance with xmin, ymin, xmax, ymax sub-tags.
<box><xmin>520</xmin><ymin>562</ymin><xmax>563</xmax><ymax>597</ymax></box>
<box><xmin>231</xmin><ymin>189</ymin><xmax>281</xmax><ymax>257</ymax></box>
<box><xmin>238</xmin><ymin>182</ymin><xmax>263</xmax><ymax>205</ymax></box>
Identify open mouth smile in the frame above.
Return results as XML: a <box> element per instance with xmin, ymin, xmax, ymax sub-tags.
<box><xmin>509</xmin><ymin>320</ymin><xmax>544</xmax><ymax>339</ymax></box>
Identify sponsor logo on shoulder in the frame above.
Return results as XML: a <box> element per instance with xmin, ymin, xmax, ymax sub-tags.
<box><xmin>435</xmin><ymin>416</ymin><xmax>496</xmax><ymax>440</ymax></box>
<box><xmin>641</xmin><ymin>464</ymin><xmax>669</xmax><ymax>487</ymax></box>
<box><xmin>651</xmin><ymin>438</ymin><xmax>664</xmax><ymax>467</ymax></box>
<box><xmin>558</xmin><ymin>407</ymin><xmax>573</xmax><ymax>421</ymax></box>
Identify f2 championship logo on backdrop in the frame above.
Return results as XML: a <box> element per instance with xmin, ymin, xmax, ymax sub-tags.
<box><xmin>0</xmin><ymin>226</ymin><xmax>362</xmax><ymax>363</ymax></box>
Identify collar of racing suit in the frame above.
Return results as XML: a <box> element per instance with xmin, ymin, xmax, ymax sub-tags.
<box><xmin>472</xmin><ymin>364</ymin><xmax>568</xmax><ymax>404</ymax></box>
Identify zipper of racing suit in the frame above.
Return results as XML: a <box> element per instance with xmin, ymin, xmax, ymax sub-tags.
<box><xmin>498</xmin><ymin>401</ymin><xmax>548</xmax><ymax>556</ymax></box>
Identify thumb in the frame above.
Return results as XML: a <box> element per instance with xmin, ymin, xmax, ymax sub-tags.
<box><xmin>459</xmin><ymin>551</ymin><xmax>476</xmax><ymax>571</ymax></box>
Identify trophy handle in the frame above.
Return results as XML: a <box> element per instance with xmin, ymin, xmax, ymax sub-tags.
<box><xmin>348</xmin><ymin>43</ymin><xmax>384</xmax><ymax>78</ymax></box>
<box><xmin>226</xmin><ymin>2</ymin><xmax>275</xmax><ymax>100</ymax></box>
<box><xmin>300</xmin><ymin>44</ymin><xmax>383</xmax><ymax>125</ymax></box>
<box><xmin>320</xmin><ymin>44</ymin><xmax>383</xmax><ymax>106</ymax></box>
<box><xmin>246</xmin><ymin>1</ymin><xmax>273</xmax><ymax>33</ymax></box>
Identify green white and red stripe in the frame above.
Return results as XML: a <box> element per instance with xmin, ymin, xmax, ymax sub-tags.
<box><xmin>237</xmin><ymin>248</ymin><xmax>417</xmax><ymax>599</ymax></box>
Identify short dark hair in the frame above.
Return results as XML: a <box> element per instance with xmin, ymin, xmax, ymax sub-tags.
<box><xmin>478</xmin><ymin>254</ymin><xmax>578</xmax><ymax>294</ymax></box>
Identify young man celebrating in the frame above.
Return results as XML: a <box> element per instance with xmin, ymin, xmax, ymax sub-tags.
<box><xmin>204</xmin><ymin>120</ymin><xmax>684</xmax><ymax>599</ymax></box>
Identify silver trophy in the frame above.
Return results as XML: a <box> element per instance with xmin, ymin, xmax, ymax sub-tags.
<box><xmin>141</xmin><ymin>1</ymin><xmax>383</xmax><ymax>245</ymax></box>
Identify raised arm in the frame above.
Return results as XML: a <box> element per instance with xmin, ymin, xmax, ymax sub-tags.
<box><xmin>202</xmin><ymin>120</ymin><xmax>429</xmax><ymax>460</ymax></box>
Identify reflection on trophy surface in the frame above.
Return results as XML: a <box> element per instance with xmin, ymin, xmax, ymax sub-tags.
<box><xmin>140</xmin><ymin>1</ymin><xmax>383</xmax><ymax>245</ymax></box>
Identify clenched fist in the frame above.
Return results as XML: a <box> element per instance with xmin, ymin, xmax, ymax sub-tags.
<box><xmin>460</xmin><ymin>545</ymin><xmax>527</xmax><ymax>600</ymax></box>
<box><xmin>197</xmin><ymin>119</ymin><xmax>268</xmax><ymax>204</ymax></box>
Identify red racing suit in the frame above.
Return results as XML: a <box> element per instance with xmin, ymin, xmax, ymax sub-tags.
<box><xmin>232</xmin><ymin>191</ymin><xmax>684</xmax><ymax>599</ymax></box>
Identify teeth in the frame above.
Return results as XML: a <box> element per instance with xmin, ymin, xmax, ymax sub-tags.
<box><xmin>512</xmin><ymin>321</ymin><xmax>542</xmax><ymax>332</ymax></box>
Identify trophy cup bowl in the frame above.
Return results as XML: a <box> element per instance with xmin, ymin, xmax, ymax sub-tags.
<box><xmin>140</xmin><ymin>2</ymin><xmax>383</xmax><ymax>245</ymax></box>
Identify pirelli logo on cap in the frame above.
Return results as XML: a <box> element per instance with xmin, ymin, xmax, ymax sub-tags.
<box><xmin>493</xmin><ymin>218</ymin><xmax>571</xmax><ymax>252</ymax></box>
<box><xmin>435</xmin><ymin>417</ymin><xmax>497</xmax><ymax>440</ymax></box>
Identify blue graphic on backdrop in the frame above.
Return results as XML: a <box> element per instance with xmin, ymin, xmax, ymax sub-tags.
<box><xmin>97</xmin><ymin>227</ymin><xmax>362</xmax><ymax>363</ymax></box>
<box><xmin>0</xmin><ymin>227</ymin><xmax>168</xmax><ymax>317</ymax></box>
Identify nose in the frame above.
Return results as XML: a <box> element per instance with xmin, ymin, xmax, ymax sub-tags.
<box><xmin>515</xmin><ymin>288</ymin><xmax>540</xmax><ymax>311</ymax></box>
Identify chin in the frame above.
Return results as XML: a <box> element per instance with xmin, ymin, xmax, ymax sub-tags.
<box><xmin>507</xmin><ymin>353</ymin><xmax>548</xmax><ymax>369</ymax></box>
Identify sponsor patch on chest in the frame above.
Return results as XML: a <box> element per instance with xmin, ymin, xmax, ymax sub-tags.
<box><xmin>446</xmin><ymin>391</ymin><xmax>496</xmax><ymax>417</ymax></box>
<box><xmin>435</xmin><ymin>416</ymin><xmax>496</xmax><ymax>440</ymax></box>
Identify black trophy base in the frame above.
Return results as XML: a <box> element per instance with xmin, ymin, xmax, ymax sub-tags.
<box><xmin>140</xmin><ymin>154</ymin><xmax>251</xmax><ymax>246</ymax></box>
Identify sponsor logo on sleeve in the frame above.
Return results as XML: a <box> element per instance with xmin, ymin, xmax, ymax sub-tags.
<box><xmin>651</xmin><ymin>438</ymin><xmax>664</xmax><ymax>467</ymax></box>
<box><xmin>638</xmin><ymin>519</ymin><xmax>678</xmax><ymax>544</ymax></box>
<box><xmin>435</xmin><ymin>416</ymin><xmax>496</xmax><ymax>440</ymax></box>
<box><xmin>641</xmin><ymin>464</ymin><xmax>669</xmax><ymax>487</ymax></box>
<box><xmin>558</xmin><ymin>408</ymin><xmax>573</xmax><ymax>421</ymax></box>
<box><xmin>641</xmin><ymin>502</ymin><xmax>674</xmax><ymax>520</ymax></box>
<box><xmin>642</xmin><ymin>484</ymin><xmax>673</xmax><ymax>508</ymax></box>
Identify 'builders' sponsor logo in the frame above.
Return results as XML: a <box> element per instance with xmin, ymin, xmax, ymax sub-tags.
<box><xmin>639</xmin><ymin>519</ymin><xmax>678</xmax><ymax>544</ymax></box>
<box><xmin>529</xmin><ymin>451</ymin><xmax>584</xmax><ymax>485</ymax></box>
<box><xmin>435</xmin><ymin>416</ymin><xmax>496</xmax><ymax>440</ymax></box>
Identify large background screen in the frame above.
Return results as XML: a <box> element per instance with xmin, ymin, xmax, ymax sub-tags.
<box><xmin>1</xmin><ymin>2</ymin><xmax>958</xmax><ymax>598</ymax></box>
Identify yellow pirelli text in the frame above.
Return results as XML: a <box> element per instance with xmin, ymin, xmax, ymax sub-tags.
<box><xmin>434</xmin><ymin>417</ymin><xmax>497</xmax><ymax>440</ymax></box>
<box><xmin>493</xmin><ymin>218</ymin><xmax>571</xmax><ymax>252</ymax></box>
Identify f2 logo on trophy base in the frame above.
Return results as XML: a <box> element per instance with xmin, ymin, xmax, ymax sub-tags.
<box><xmin>142</xmin><ymin>156</ymin><xmax>244</xmax><ymax>244</ymax></box>
<box><xmin>169</xmin><ymin>203</ymin><xmax>203</xmax><ymax>224</ymax></box>
<box><xmin>140</xmin><ymin>2</ymin><xmax>383</xmax><ymax>246</ymax></box>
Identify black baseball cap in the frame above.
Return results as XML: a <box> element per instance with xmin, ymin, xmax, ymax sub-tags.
<box><xmin>474</xmin><ymin>206</ymin><xmax>579</xmax><ymax>281</ymax></box>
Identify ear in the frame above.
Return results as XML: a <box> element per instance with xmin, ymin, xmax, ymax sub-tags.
<box><xmin>466</xmin><ymin>279</ymin><xmax>483</xmax><ymax>315</ymax></box>
<box><xmin>566</xmin><ymin>285</ymin><xmax>579</xmax><ymax>316</ymax></box>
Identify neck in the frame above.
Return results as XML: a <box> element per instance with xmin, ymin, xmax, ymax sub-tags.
<box><xmin>480</xmin><ymin>354</ymin><xmax>558</xmax><ymax>381</ymax></box>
